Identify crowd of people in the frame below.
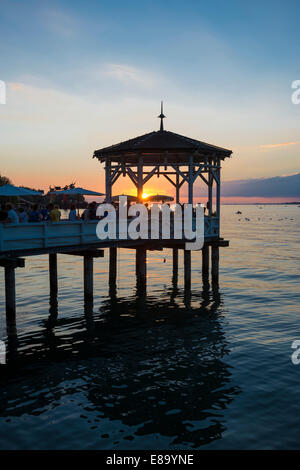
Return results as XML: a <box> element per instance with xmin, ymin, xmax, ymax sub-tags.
<box><xmin>0</xmin><ymin>201</ymin><xmax>101</xmax><ymax>224</ymax></box>
<box><xmin>0</xmin><ymin>200</ymin><xmax>208</xmax><ymax>225</ymax></box>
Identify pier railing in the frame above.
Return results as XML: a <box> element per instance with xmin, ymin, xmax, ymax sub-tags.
<box><xmin>0</xmin><ymin>216</ymin><xmax>219</xmax><ymax>255</ymax></box>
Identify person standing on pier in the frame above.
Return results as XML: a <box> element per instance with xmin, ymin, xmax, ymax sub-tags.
<box><xmin>68</xmin><ymin>204</ymin><xmax>77</xmax><ymax>221</ymax></box>
<box><xmin>29</xmin><ymin>204</ymin><xmax>43</xmax><ymax>222</ymax></box>
<box><xmin>6</xmin><ymin>203</ymin><xmax>19</xmax><ymax>224</ymax></box>
<box><xmin>49</xmin><ymin>204</ymin><xmax>61</xmax><ymax>222</ymax></box>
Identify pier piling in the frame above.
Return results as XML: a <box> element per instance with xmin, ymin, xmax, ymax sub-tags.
<box><xmin>49</xmin><ymin>253</ymin><xmax>58</xmax><ymax>296</ymax></box>
<box><xmin>184</xmin><ymin>249</ymin><xmax>191</xmax><ymax>289</ymax></box>
<box><xmin>1</xmin><ymin>258</ymin><xmax>25</xmax><ymax>334</ymax></box>
<box><xmin>84</xmin><ymin>255</ymin><xmax>93</xmax><ymax>301</ymax></box>
<box><xmin>5</xmin><ymin>265</ymin><xmax>16</xmax><ymax>323</ymax></box>
<box><xmin>202</xmin><ymin>245</ymin><xmax>209</xmax><ymax>280</ymax></box>
<box><xmin>136</xmin><ymin>247</ymin><xmax>146</xmax><ymax>288</ymax></box>
<box><xmin>109</xmin><ymin>247</ymin><xmax>117</xmax><ymax>286</ymax></box>
<box><xmin>211</xmin><ymin>244</ymin><xmax>219</xmax><ymax>286</ymax></box>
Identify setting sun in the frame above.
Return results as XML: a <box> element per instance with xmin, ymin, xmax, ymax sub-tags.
<box><xmin>142</xmin><ymin>192</ymin><xmax>150</xmax><ymax>199</ymax></box>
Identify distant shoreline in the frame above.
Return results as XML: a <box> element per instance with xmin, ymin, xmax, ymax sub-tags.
<box><xmin>221</xmin><ymin>202</ymin><xmax>300</xmax><ymax>205</ymax></box>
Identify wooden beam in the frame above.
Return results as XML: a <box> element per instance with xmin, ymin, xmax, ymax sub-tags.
<box><xmin>0</xmin><ymin>258</ymin><xmax>25</xmax><ymax>268</ymax></box>
<box><xmin>162</xmin><ymin>173</ymin><xmax>176</xmax><ymax>187</ymax></box>
<box><xmin>143</xmin><ymin>165</ymin><xmax>159</xmax><ymax>184</ymax></box>
<box><xmin>171</xmin><ymin>165</ymin><xmax>189</xmax><ymax>183</ymax></box>
<box><xmin>127</xmin><ymin>167</ymin><xmax>138</xmax><ymax>186</ymax></box>
<box><xmin>105</xmin><ymin>158</ymin><xmax>112</xmax><ymax>203</ymax></box>
<box><xmin>193</xmin><ymin>164</ymin><xmax>204</xmax><ymax>183</ymax></box>
<box><xmin>62</xmin><ymin>250</ymin><xmax>104</xmax><ymax>257</ymax></box>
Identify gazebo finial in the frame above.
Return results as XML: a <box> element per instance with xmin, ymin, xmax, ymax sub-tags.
<box><xmin>158</xmin><ymin>101</ymin><xmax>166</xmax><ymax>131</ymax></box>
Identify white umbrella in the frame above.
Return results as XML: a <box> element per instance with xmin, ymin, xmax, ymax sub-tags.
<box><xmin>144</xmin><ymin>194</ymin><xmax>174</xmax><ymax>203</ymax></box>
<box><xmin>0</xmin><ymin>184</ymin><xmax>43</xmax><ymax>197</ymax></box>
<box><xmin>50</xmin><ymin>187</ymin><xmax>105</xmax><ymax>215</ymax></box>
<box><xmin>111</xmin><ymin>194</ymin><xmax>138</xmax><ymax>203</ymax></box>
<box><xmin>50</xmin><ymin>187</ymin><xmax>104</xmax><ymax>197</ymax></box>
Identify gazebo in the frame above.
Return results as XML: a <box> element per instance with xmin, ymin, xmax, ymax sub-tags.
<box><xmin>93</xmin><ymin>104</ymin><xmax>232</xmax><ymax>287</ymax></box>
<box><xmin>93</xmin><ymin>103</ymin><xmax>232</xmax><ymax>225</ymax></box>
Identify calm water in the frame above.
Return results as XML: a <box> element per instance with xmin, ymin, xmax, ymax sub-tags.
<box><xmin>0</xmin><ymin>205</ymin><xmax>299</xmax><ymax>450</ymax></box>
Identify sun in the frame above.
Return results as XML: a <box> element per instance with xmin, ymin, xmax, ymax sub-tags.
<box><xmin>142</xmin><ymin>192</ymin><xmax>150</xmax><ymax>199</ymax></box>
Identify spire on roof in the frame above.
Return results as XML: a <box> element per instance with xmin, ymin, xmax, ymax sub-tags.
<box><xmin>157</xmin><ymin>101</ymin><xmax>166</xmax><ymax>131</ymax></box>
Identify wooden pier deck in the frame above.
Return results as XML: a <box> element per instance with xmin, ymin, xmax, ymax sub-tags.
<box><xmin>0</xmin><ymin>216</ymin><xmax>228</xmax><ymax>333</ymax></box>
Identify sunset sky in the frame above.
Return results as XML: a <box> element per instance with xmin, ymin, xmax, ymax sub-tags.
<box><xmin>1</xmin><ymin>0</ymin><xmax>300</xmax><ymax>202</ymax></box>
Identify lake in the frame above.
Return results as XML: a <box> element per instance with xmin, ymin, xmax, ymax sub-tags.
<box><xmin>0</xmin><ymin>204</ymin><xmax>299</xmax><ymax>449</ymax></box>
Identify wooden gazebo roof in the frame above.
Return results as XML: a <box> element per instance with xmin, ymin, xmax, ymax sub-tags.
<box><xmin>93</xmin><ymin>129</ymin><xmax>232</xmax><ymax>164</ymax></box>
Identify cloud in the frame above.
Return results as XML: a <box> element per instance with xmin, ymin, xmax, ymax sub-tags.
<box><xmin>259</xmin><ymin>142</ymin><xmax>300</xmax><ymax>149</ymax></box>
<box><xmin>216</xmin><ymin>173</ymin><xmax>300</xmax><ymax>198</ymax></box>
<box><xmin>42</xmin><ymin>8</ymin><xmax>78</xmax><ymax>38</ymax></box>
<box><xmin>8</xmin><ymin>83</ymin><xmax>25</xmax><ymax>91</ymax></box>
<box><xmin>102</xmin><ymin>63</ymin><xmax>158</xmax><ymax>88</ymax></box>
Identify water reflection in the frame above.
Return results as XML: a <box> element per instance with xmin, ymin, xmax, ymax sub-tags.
<box><xmin>0</xmin><ymin>285</ymin><xmax>240</xmax><ymax>449</ymax></box>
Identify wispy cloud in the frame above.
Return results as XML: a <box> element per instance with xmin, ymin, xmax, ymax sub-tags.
<box><xmin>42</xmin><ymin>8</ymin><xmax>78</xmax><ymax>38</ymax></box>
<box><xmin>259</xmin><ymin>141</ymin><xmax>300</xmax><ymax>149</ymax></box>
<box><xmin>102</xmin><ymin>63</ymin><xmax>158</xmax><ymax>88</ymax></box>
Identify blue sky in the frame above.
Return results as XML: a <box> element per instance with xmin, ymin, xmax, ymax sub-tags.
<box><xmin>0</xmin><ymin>0</ymin><xmax>300</xmax><ymax>196</ymax></box>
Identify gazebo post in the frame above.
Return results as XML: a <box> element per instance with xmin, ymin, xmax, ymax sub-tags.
<box><xmin>188</xmin><ymin>155</ymin><xmax>194</xmax><ymax>204</ymax></box>
<box><xmin>183</xmin><ymin>155</ymin><xmax>194</xmax><ymax>288</ymax></box>
<box><xmin>137</xmin><ymin>156</ymin><xmax>143</xmax><ymax>202</ymax></box>
<box><xmin>173</xmin><ymin>173</ymin><xmax>180</xmax><ymax>271</ymax></box>
<box><xmin>208</xmin><ymin>163</ymin><xmax>213</xmax><ymax>216</ymax></box>
<box><xmin>176</xmin><ymin>172</ymin><xmax>180</xmax><ymax>203</ymax></box>
<box><xmin>105</xmin><ymin>158</ymin><xmax>112</xmax><ymax>203</ymax></box>
<box><xmin>216</xmin><ymin>162</ymin><xmax>221</xmax><ymax>235</ymax></box>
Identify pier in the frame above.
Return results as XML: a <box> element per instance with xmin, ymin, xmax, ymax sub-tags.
<box><xmin>0</xmin><ymin>110</ymin><xmax>232</xmax><ymax>333</ymax></box>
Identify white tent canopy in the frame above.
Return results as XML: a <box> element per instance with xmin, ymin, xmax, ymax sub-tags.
<box><xmin>49</xmin><ymin>187</ymin><xmax>104</xmax><ymax>197</ymax></box>
<box><xmin>0</xmin><ymin>184</ymin><xmax>43</xmax><ymax>197</ymax></box>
